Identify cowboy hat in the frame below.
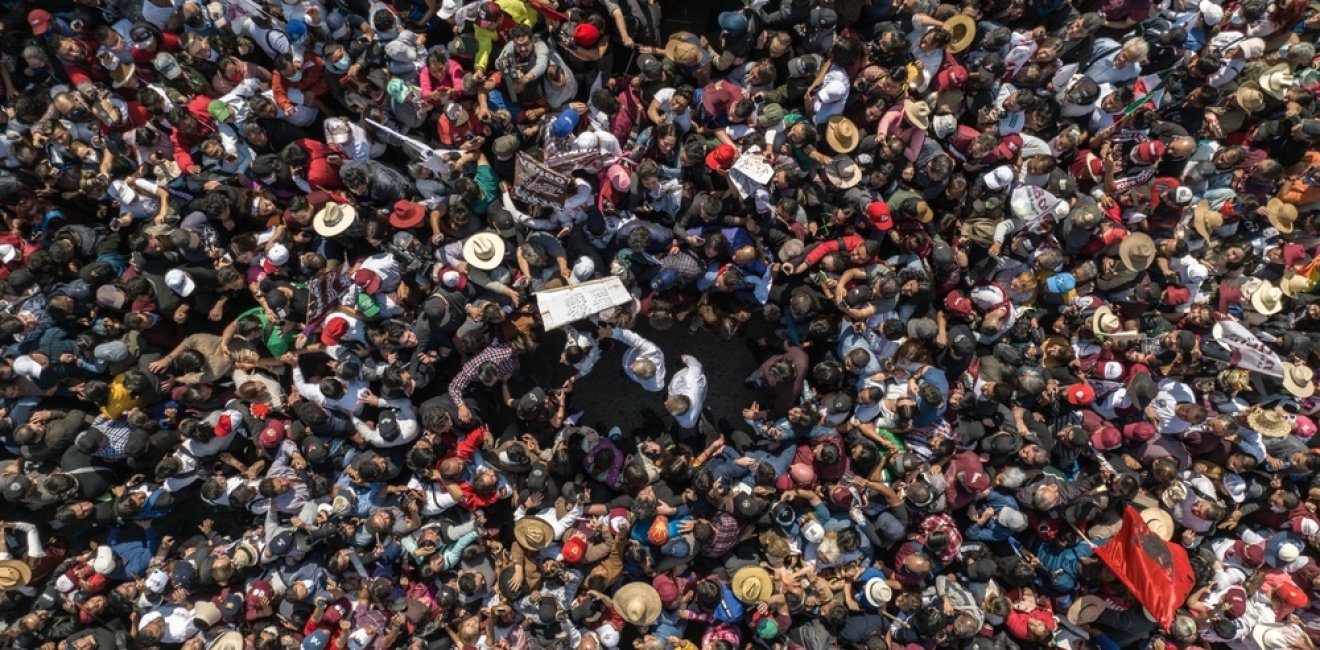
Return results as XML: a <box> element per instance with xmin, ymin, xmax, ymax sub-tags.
<box><xmin>1281</xmin><ymin>269</ymin><xmax>1312</xmax><ymax>297</ymax></box>
<box><xmin>1250</xmin><ymin>282</ymin><xmax>1284</xmax><ymax>315</ymax></box>
<box><xmin>945</xmin><ymin>14</ymin><xmax>977</xmax><ymax>53</ymax></box>
<box><xmin>513</xmin><ymin>516</ymin><xmax>555</xmax><ymax>551</ymax></box>
<box><xmin>462</xmin><ymin>232</ymin><xmax>507</xmax><ymax>271</ymax></box>
<box><xmin>1248</xmin><ymin>407</ymin><xmax>1293</xmax><ymax>437</ymax></box>
<box><xmin>1283</xmin><ymin>362</ymin><xmax>1316</xmax><ymax>398</ymax></box>
<box><xmin>1252</xmin><ymin>622</ymin><xmax>1297</xmax><ymax>650</ymax></box>
<box><xmin>208</xmin><ymin>631</ymin><xmax>246</xmax><ymax>650</ymax></box>
<box><xmin>1266</xmin><ymin>198</ymin><xmax>1299</xmax><ymax>234</ymax></box>
<box><xmin>0</xmin><ymin>559</ymin><xmax>32</xmax><ymax>590</ymax></box>
<box><xmin>614</xmin><ymin>582</ymin><xmax>662</xmax><ymax>626</ymax></box>
<box><xmin>732</xmin><ymin>566</ymin><xmax>774</xmax><ymax>603</ymax></box>
<box><xmin>1091</xmin><ymin>305</ymin><xmax>1120</xmax><ymax>335</ymax></box>
<box><xmin>1066</xmin><ymin>595</ymin><xmax>1107</xmax><ymax>625</ymax></box>
<box><xmin>903</xmin><ymin>100</ymin><xmax>931</xmax><ymax>130</ymax></box>
<box><xmin>822</xmin><ymin>155</ymin><xmax>862</xmax><ymax>189</ymax></box>
<box><xmin>110</xmin><ymin>61</ymin><xmax>137</xmax><ymax>88</ymax></box>
<box><xmin>1258</xmin><ymin>63</ymin><xmax>1296</xmax><ymax>100</ymax></box>
<box><xmin>1118</xmin><ymin>232</ymin><xmax>1156</xmax><ymax>272</ymax></box>
<box><xmin>824</xmin><ymin>116</ymin><xmax>859</xmax><ymax>153</ymax></box>
<box><xmin>313</xmin><ymin>203</ymin><xmax>358</xmax><ymax>237</ymax></box>
<box><xmin>1192</xmin><ymin>201</ymin><xmax>1223</xmax><ymax>242</ymax></box>
<box><xmin>231</xmin><ymin>541</ymin><xmax>259</xmax><ymax>568</ymax></box>
<box><xmin>863</xmin><ymin>578</ymin><xmax>893</xmax><ymax>607</ymax></box>
<box><xmin>1140</xmin><ymin>506</ymin><xmax>1175</xmax><ymax>541</ymax></box>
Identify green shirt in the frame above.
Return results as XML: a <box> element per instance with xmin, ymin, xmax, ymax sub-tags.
<box><xmin>473</xmin><ymin>164</ymin><xmax>499</xmax><ymax>215</ymax></box>
<box><xmin>235</xmin><ymin>307</ymin><xmax>296</xmax><ymax>357</ymax></box>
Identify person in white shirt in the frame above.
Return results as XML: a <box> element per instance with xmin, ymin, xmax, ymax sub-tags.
<box><xmin>666</xmin><ymin>354</ymin><xmax>708</xmax><ymax>430</ymax></box>
<box><xmin>291</xmin><ymin>366</ymin><xmax>370</xmax><ymax>415</ymax></box>
<box><xmin>137</xmin><ymin>604</ymin><xmax>198</xmax><ymax>645</ymax></box>
<box><xmin>811</xmin><ymin>63</ymin><xmax>849</xmax><ymax>125</ymax></box>
<box><xmin>562</xmin><ymin>325</ymin><xmax>601</xmax><ymax>378</ymax></box>
<box><xmin>599</xmin><ymin>326</ymin><xmax>665</xmax><ymax>392</ymax></box>
<box><xmin>1082</xmin><ymin>37</ymin><xmax>1146</xmax><ymax>86</ymax></box>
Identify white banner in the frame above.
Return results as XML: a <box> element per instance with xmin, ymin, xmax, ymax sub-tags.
<box><xmin>535</xmin><ymin>276</ymin><xmax>633</xmax><ymax>330</ymax></box>
<box><xmin>1213</xmin><ymin>319</ymin><xmax>1284</xmax><ymax>378</ymax></box>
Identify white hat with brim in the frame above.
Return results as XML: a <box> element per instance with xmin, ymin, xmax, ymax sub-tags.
<box><xmin>1251</xmin><ymin>283</ymin><xmax>1284</xmax><ymax>315</ymax></box>
<box><xmin>1119</xmin><ymin>232</ymin><xmax>1156</xmax><ymax>272</ymax></box>
<box><xmin>1091</xmin><ymin>305</ymin><xmax>1120</xmax><ymax>335</ymax></box>
<box><xmin>313</xmin><ymin>203</ymin><xmax>358</xmax><ymax>237</ymax></box>
<box><xmin>1259</xmin><ymin>63</ymin><xmax>1296</xmax><ymax>100</ymax></box>
<box><xmin>462</xmin><ymin>232</ymin><xmax>507</xmax><ymax>271</ymax></box>
<box><xmin>614</xmin><ymin>582</ymin><xmax>662</xmax><ymax>626</ymax></box>
<box><xmin>1252</xmin><ymin>622</ymin><xmax>1296</xmax><ymax>650</ymax></box>
<box><xmin>208</xmin><ymin>631</ymin><xmax>246</xmax><ymax>650</ymax></box>
<box><xmin>903</xmin><ymin>100</ymin><xmax>931</xmax><ymax>130</ymax></box>
<box><xmin>0</xmin><ymin>559</ymin><xmax>32</xmax><ymax>590</ymax></box>
<box><xmin>863</xmin><ymin>578</ymin><xmax>892</xmax><ymax>607</ymax></box>
<box><xmin>1283</xmin><ymin>362</ymin><xmax>1316</xmax><ymax>398</ymax></box>
<box><xmin>1066</xmin><ymin>595</ymin><xmax>1107</xmax><ymax>625</ymax></box>
<box><xmin>1248</xmin><ymin>407</ymin><xmax>1294</xmax><ymax>437</ymax></box>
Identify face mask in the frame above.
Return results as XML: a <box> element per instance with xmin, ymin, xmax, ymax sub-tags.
<box><xmin>288</xmin><ymin>70</ymin><xmax>304</xmax><ymax>82</ymax></box>
<box><xmin>1230</xmin><ymin>11</ymin><xmax>1245</xmax><ymax>25</ymax></box>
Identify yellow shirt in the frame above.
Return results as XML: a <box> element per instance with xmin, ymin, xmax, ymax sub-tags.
<box><xmin>102</xmin><ymin>375</ymin><xmax>143</xmax><ymax>419</ymax></box>
<box><xmin>474</xmin><ymin>0</ymin><xmax>539</xmax><ymax>71</ymax></box>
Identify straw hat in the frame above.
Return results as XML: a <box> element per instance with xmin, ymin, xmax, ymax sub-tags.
<box><xmin>1091</xmin><ymin>305</ymin><xmax>1120</xmax><ymax>335</ymax></box>
<box><xmin>825</xmin><ymin>116</ymin><xmax>859</xmax><ymax>153</ymax></box>
<box><xmin>1118</xmin><ymin>232</ymin><xmax>1155</xmax><ymax>272</ymax></box>
<box><xmin>1281</xmin><ymin>269</ymin><xmax>1311</xmax><ymax>297</ymax></box>
<box><xmin>232</xmin><ymin>541</ymin><xmax>259</xmax><ymax>568</ymax></box>
<box><xmin>822</xmin><ymin>155</ymin><xmax>862</xmax><ymax>189</ymax></box>
<box><xmin>208</xmin><ymin>631</ymin><xmax>246</xmax><ymax>650</ymax></box>
<box><xmin>1250</xmin><ymin>282</ymin><xmax>1284</xmax><ymax>315</ymax></box>
<box><xmin>614</xmin><ymin>582</ymin><xmax>662</xmax><ymax>626</ymax></box>
<box><xmin>1235</xmin><ymin>85</ymin><xmax>1266</xmax><ymax>113</ymax></box>
<box><xmin>0</xmin><ymin>559</ymin><xmax>32</xmax><ymax>590</ymax></box>
<box><xmin>1283</xmin><ymin>362</ymin><xmax>1315</xmax><ymax>398</ymax></box>
<box><xmin>1266</xmin><ymin>198</ymin><xmax>1299</xmax><ymax>234</ymax></box>
<box><xmin>1252</xmin><ymin>622</ymin><xmax>1296</xmax><ymax>650</ymax></box>
<box><xmin>863</xmin><ymin>578</ymin><xmax>893</xmax><ymax>607</ymax></box>
<box><xmin>513</xmin><ymin>516</ymin><xmax>555</xmax><ymax>551</ymax></box>
<box><xmin>1248</xmin><ymin>407</ymin><xmax>1294</xmax><ymax>437</ymax></box>
<box><xmin>1066</xmin><ymin>595</ymin><xmax>1107</xmax><ymax>625</ymax></box>
<box><xmin>462</xmin><ymin>232</ymin><xmax>507</xmax><ymax>271</ymax></box>
<box><xmin>732</xmin><ymin>566</ymin><xmax>774</xmax><ymax>603</ymax></box>
<box><xmin>313</xmin><ymin>203</ymin><xmax>358</xmax><ymax>237</ymax></box>
<box><xmin>1258</xmin><ymin>63</ymin><xmax>1296</xmax><ymax>100</ymax></box>
<box><xmin>946</xmin><ymin>14</ymin><xmax>977</xmax><ymax>53</ymax></box>
<box><xmin>1192</xmin><ymin>201</ymin><xmax>1223</xmax><ymax>241</ymax></box>
<box><xmin>110</xmin><ymin>61</ymin><xmax>137</xmax><ymax>88</ymax></box>
<box><xmin>1140</xmin><ymin>506</ymin><xmax>1175</xmax><ymax>541</ymax></box>
<box><xmin>903</xmin><ymin>100</ymin><xmax>931</xmax><ymax>130</ymax></box>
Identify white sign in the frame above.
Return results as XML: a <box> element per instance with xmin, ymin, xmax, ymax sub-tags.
<box><xmin>1213</xmin><ymin>319</ymin><xmax>1284</xmax><ymax>378</ymax></box>
<box><xmin>732</xmin><ymin>154</ymin><xmax>774</xmax><ymax>185</ymax></box>
<box><xmin>535</xmin><ymin>276</ymin><xmax>633</xmax><ymax>330</ymax></box>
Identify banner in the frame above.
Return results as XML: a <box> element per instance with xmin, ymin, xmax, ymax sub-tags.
<box><xmin>514</xmin><ymin>153</ymin><xmax>575</xmax><ymax>207</ymax></box>
<box><xmin>1213</xmin><ymin>319</ymin><xmax>1285</xmax><ymax>378</ymax></box>
<box><xmin>535</xmin><ymin>276</ymin><xmax>633</xmax><ymax>330</ymax></box>
<box><xmin>1093</xmin><ymin>507</ymin><xmax>1195</xmax><ymax>630</ymax></box>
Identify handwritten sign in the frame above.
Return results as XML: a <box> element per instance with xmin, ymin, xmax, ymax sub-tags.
<box><xmin>514</xmin><ymin>153</ymin><xmax>574</xmax><ymax>207</ymax></box>
<box><xmin>732</xmin><ymin>154</ymin><xmax>774</xmax><ymax>185</ymax></box>
<box><xmin>1213</xmin><ymin>319</ymin><xmax>1284</xmax><ymax>378</ymax></box>
<box><xmin>535</xmin><ymin>276</ymin><xmax>633</xmax><ymax>330</ymax></box>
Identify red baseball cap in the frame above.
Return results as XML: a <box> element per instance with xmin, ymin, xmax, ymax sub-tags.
<box><xmin>1278</xmin><ymin>582</ymin><xmax>1310</xmax><ymax>608</ymax></box>
<box><xmin>1132</xmin><ymin>140</ymin><xmax>1166</xmax><ymax>165</ymax></box>
<box><xmin>705</xmin><ymin>144</ymin><xmax>736</xmax><ymax>171</ymax></box>
<box><xmin>652</xmin><ymin>575</ymin><xmax>680</xmax><ymax>605</ymax></box>
<box><xmin>353</xmin><ymin>268</ymin><xmax>382</xmax><ymax>294</ymax></box>
<box><xmin>866</xmin><ymin>201</ymin><xmax>893</xmax><ymax>231</ymax></box>
<box><xmin>259</xmin><ymin>420</ymin><xmax>286</xmax><ymax>450</ymax></box>
<box><xmin>1090</xmin><ymin>424</ymin><xmax>1122</xmax><ymax>451</ymax></box>
<box><xmin>944</xmin><ymin>291</ymin><xmax>974</xmax><ymax>319</ymax></box>
<box><xmin>214</xmin><ymin>414</ymin><xmax>236</xmax><ymax>438</ymax></box>
<box><xmin>573</xmin><ymin>23</ymin><xmax>601</xmax><ymax>47</ymax></box>
<box><xmin>1065</xmin><ymin>383</ymin><xmax>1095</xmax><ymax>406</ymax></box>
<box><xmin>1162</xmin><ymin>286</ymin><xmax>1192</xmax><ymax>305</ymax></box>
<box><xmin>28</xmin><ymin>10</ymin><xmax>52</xmax><ymax>35</ymax></box>
<box><xmin>562</xmin><ymin>535</ymin><xmax>588</xmax><ymax>563</ymax></box>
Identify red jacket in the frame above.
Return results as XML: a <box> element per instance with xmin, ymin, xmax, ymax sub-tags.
<box><xmin>272</xmin><ymin>55</ymin><xmax>330</xmax><ymax>113</ymax></box>
<box><xmin>169</xmin><ymin>95</ymin><xmax>218</xmax><ymax>171</ymax></box>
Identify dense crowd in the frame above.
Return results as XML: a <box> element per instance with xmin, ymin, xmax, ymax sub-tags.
<box><xmin>0</xmin><ymin>0</ymin><xmax>1317</xmax><ymax>648</ymax></box>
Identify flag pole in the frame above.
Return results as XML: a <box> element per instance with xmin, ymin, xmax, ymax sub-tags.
<box><xmin>1066</xmin><ymin>520</ymin><xmax>1099</xmax><ymax>550</ymax></box>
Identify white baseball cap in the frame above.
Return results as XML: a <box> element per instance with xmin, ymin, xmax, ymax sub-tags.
<box><xmin>165</xmin><ymin>269</ymin><xmax>196</xmax><ymax>297</ymax></box>
<box><xmin>12</xmin><ymin>355</ymin><xmax>42</xmax><ymax>379</ymax></box>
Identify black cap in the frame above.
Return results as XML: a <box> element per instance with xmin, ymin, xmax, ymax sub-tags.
<box><xmin>268</xmin><ymin>531</ymin><xmax>295</xmax><ymax>557</ymax></box>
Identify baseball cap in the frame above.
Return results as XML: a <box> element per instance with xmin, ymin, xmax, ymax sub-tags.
<box><xmin>28</xmin><ymin>9</ymin><xmax>52</xmax><ymax>35</ymax></box>
<box><xmin>1132</xmin><ymin>140</ymin><xmax>1166</xmax><ymax>165</ymax></box>
<box><xmin>1065</xmin><ymin>383</ymin><xmax>1095</xmax><ymax>406</ymax></box>
<box><xmin>866</xmin><ymin>201</ymin><xmax>893</xmax><ymax>230</ymax></box>
<box><xmin>705</xmin><ymin>143</ymin><xmax>737</xmax><ymax>171</ymax></box>
<box><xmin>165</xmin><ymin>269</ymin><xmax>196</xmax><ymax>297</ymax></box>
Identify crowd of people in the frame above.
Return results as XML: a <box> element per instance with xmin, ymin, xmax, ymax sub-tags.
<box><xmin>0</xmin><ymin>0</ymin><xmax>1317</xmax><ymax>647</ymax></box>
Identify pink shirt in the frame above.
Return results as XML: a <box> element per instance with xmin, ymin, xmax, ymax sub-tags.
<box><xmin>876</xmin><ymin>105</ymin><xmax>927</xmax><ymax>162</ymax></box>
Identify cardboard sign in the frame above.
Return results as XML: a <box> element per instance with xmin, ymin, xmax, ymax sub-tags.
<box><xmin>514</xmin><ymin>153</ymin><xmax>574</xmax><ymax>207</ymax></box>
<box><xmin>732</xmin><ymin>154</ymin><xmax>774</xmax><ymax>185</ymax></box>
<box><xmin>1213</xmin><ymin>319</ymin><xmax>1284</xmax><ymax>378</ymax></box>
<box><xmin>535</xmin><ymin>276</ymin><xmax>633</xmax><ymax>330</ymax></box>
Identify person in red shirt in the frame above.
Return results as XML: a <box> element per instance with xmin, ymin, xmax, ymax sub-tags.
<box><xmin>271</xmin><ymin>53</ymin><xmax>333</xmax><ymax>119</ymax></box>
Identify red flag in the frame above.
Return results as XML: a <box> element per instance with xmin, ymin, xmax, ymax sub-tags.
<box><xmin>1093</xmin><ymin>506</ymin><xmax>1195</xmax><ymax>629</ymax></box>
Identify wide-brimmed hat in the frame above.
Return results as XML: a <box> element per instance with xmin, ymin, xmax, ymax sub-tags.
<box><xmin>1259</xmin><ymin>63</ymin><xmax>1296</xmax><ymax>100</ymax></box>
<box><xmin>1091</xmin><ymin>305</ymin><xmax>1120</xmax><ymax>335</ymax></box>
<box><xmin>231</xmin><ymin>541</ymin><xmax>259</xmax><ymax>568</ymax></box>
<box><xmin>863</xmin><ymin>578</ymin><xmax>893</xmax><ymax>607</ymax></box>
<box><xmin>1067</xmin><ymin>595</ymin><xmax>1107</xmax><ymax>625</ymax></box>
<box><xmin>903</xmin><ymin>100</ymin><xmax>931</xmax><ymax>130</ymax></box>
<box><xmin>822</xmin><ymin>155</ymin><xmax>862</xmax><ymax>189</ymax></box>
<box><xmin>0</xmin><ymin>559</ymin><xmax>32</xmax><ymax>590</ymax></box>
<box><xmin>732</xmin><ymin>566</ymin><xmax>773</xmax><ymax>603</ymax></box>
<box><xmin>1265</xmin><ymin>531</ymin><xmax>1306</xmax><ymax>568</ymax></box>
<box><xmin>1140</xmin><ymin>506</ymin><xmax>1175</xmax><ymax>541</ymax></box>
<box><xmin>1252</xmin><ymin>622</ymin><xmax>1298</xmax><ymax>650</ymax></box>
<box><xmin>1266</xmin><ymin>198</ymin><xmax>1299</xmax><ymax>233</ymax></box>
<box><xmin>1283</xmin><ymin>362</ymin><xmax>1316</xmax><ymax>398</ymax></box>
<box><xmin>389</xmin><ymin>200</ymin><xmax>426</xmax><ymax>229</ymax></box>
<box><xmin>462</xmin><ymin>232</ymin><xmax>507</xmax><ymax>270</ymax></box>
<box><xmin>1119</xmin><ymin>232</ymin><xmax>1155</xmax><ymax>272</ymax></box>
<box><xmin>1250</xmin><ymin>282</ymin><xmax>1284</xmax><ymax>315</ymax></box>
<box><xmin>1248</xmin><ymin>407</ymin><xmax>1293</xmax><ymax>437</ymax></box>
<box><xmin>946</xmin><ymin>14</ymin><xmax>977</xmax><ymax>53</ymax></box>
<box><xmin>662</xmin><ymin>32</ymin><xmax>709</xmax><ymax>70</ymax></box>
<box><xmin>513</xmin><ymin>516</ymin><xmax>555</xmax><ymax>551</ymax></box>
<box><xmin>1281</xmin><ymin>269</ymin><xmax>1311</xmax><ymax>297</ymax></box>
<box><xmin>313</xmin><ymin>203</ymin><xmax>358</xmax><ymax>237</ymax></box>
<box><xmin>110</xmin><ymin>61</ymin><xmax>137</xmax><ymax>88</ymax></box>
<box><xmin>1235</xmin><ymin>85</ymin><xmax>1266</xmax><ymax>113</ymax></box>
<box><xmin>208</xmin><ymin>631</ymin><xmax>246</xmax><ymax>650</ymax></box>
<box><xmin>825</xmin><ymin>116</ymin><xmax>859</xmax><ymax>153</ymax></box>
<box><xmin>614</xmin><ymin>582</ymin><xmax>662</xmax><ymax>626</ymax></box>
<box><xmin>1192</xmin><ymin>201</ymin><xmax>1223</xmax><ymax>241</ymax></box>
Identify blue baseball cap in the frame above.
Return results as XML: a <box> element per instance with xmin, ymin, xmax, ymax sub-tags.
<box><xmin>1046</xmin><ymin>272</ymin><xmax>1076</xmax><ymax>294</ymax></box>
<box><xmin>651</xmin><ymin>268</ymin><xmax>680</xmax><ymax>292</ymax></box>
<box><xmin>551</xmin><ymin>108</ymin><xmax>579</xmax><ymax>137</ymax></box>
<box><xmin>286</xmin><ymin>19</ymin><xmax>308</xmax><ymax>42</ymax></box>
<box><xmin>717</xmin><ymin>11</ymin><xmax>749</xmax><ymax>36</ymax></box>
<box><xmin>303</xmin><ymin>630</ymin><xmax>329</xmax><ymax>650</ymax></box>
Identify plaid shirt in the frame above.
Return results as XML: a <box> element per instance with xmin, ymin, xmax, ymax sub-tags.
<box><xmin>448</xmin><ymin>339</ymin><xmax>519</xmax><ymax>404</ymax></box>
<box><xmin>91</xmin><ymin>415</ymin><xmax>134</xmax><ymax>461</ymax></box>
<box><xmin>698</xmin><ymin>511</ymin><xmax>742</xmax><ymax>559</ymax></box>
